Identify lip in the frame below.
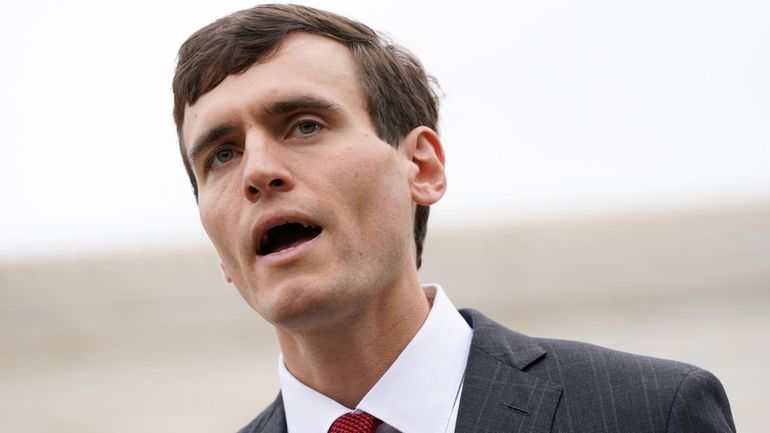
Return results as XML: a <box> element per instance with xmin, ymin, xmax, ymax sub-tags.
<box><xmin>259</xmin><ymin>231</ymin><xmax>322</xmax><ymax>266</ymax></box>
<box><xmin>251</xmin><ymin>211</ymin><xmax>323</xmax><ymax>266</ymax></box>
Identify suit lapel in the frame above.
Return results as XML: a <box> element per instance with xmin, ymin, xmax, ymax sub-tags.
<box><xmin>455</xmin><ymin>310</ymin><xmax>563</xmax><ymax>433</ymax></box>
<box><xmin>248</xmin><ymin>393</ymin><xmax>287</xmax><ymax>433</ymax></box>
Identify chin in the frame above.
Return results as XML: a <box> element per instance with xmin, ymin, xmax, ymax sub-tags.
<box><xmin>251</xmin><ymin>276</ymin><xmax>372</xmax><ymax>332</ymax></box>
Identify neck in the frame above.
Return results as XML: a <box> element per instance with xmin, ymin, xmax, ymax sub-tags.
<box><xmin>276</xmin><ymin>277</ymin><xmax>430</xmax><ymax>409</ymax></box>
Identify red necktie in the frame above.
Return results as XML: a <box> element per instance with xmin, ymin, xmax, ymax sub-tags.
<box><xmin>328</xmin><ymin>412</ymin><xmax>382</xmax><ymax>433</ymax></box>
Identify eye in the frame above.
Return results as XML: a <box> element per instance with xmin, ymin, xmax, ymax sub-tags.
<box><xmin>290</xmin><ymin>120</ymin><xmax>322</xmax><ymax>137</ymax></box>
<box><xmin>214</xmin><ymin>149</ymin><xmax>234</xmax><ymax>163</ymax></box>
<box><xmin>207</xmin><ymin>147</ymin><xmax>239</xmax><ymax>170</ymax></box>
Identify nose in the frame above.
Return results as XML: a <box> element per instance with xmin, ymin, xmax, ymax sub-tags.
<box><xmin>241</xmin><ymin>135</ymin><xmax>293</xmax><ymax>202</ymax></box>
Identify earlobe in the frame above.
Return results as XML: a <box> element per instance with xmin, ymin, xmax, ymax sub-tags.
<box><xmin>404</xmin><ymin>127</ymin><xmax>447</xmax><ymax>206</ymax></box>
<box><xmin>219</xmin><ymin>260</ymin><xmax>233</xmax><ymax>284</ymax></box>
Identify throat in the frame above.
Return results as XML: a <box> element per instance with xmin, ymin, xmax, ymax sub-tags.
<box><xmin>275</xmin><ymin>290</ymin><xmax>431</xmax><ymax>409</ymax></box>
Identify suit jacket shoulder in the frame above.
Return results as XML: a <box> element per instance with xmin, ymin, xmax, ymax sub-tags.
<box><xmin>457</xmin><ymin>308</ymin><xmax>736</xmax><ymax>433</ymax></box>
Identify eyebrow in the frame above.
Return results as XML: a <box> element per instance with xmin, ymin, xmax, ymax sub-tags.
<box><xmin>188</xmin><ymin>123</ymin><xmax>235</xmax><ymax>167</ymax></box>
<box><xmin>262</xmin><ymin>95</ymin><xmax>343</xmax><ymax>118</ymax></box>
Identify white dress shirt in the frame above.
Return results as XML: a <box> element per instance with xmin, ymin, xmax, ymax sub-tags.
<box><xmin>279</xmin><ymin>284</ymin><xmax>473</xmax><ymax>433</ymax></box>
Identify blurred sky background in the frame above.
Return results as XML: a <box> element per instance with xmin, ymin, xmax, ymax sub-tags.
<box><xmin>1</xmin><ymin>0</ymin><xmax>768</xmax><ymax>260</ymax></box>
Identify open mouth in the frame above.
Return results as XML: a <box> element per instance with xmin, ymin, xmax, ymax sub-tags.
<box><xmin>258</xmin><ymin>221</ymin><xmax>322</xmax><ymax>256</ymax></box>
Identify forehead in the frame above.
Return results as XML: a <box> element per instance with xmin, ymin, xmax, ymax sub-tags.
<box><xmin>181</xmin><ymin>33</ymin><xmax>367</xmax><ymax>149</ymax></box>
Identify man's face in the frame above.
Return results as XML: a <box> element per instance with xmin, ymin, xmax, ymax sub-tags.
<box><xmin>181</xmin><ymin>33</ymin><xmax>436</xmax><ymax>330</ymax></box>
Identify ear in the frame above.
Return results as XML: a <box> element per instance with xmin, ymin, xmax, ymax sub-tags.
<box><xmin>218</xmin><ymin>260</ymin><xmax>233</xmax><ymax>284</ymax></box>
<box><xmin>401</xmin><ymin>127</ymin><xmax>447</xmax><ymax>206</ymax></box>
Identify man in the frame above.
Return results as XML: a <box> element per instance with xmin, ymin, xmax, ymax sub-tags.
<box><xmin>172</xmin><ymin>4</ymin><xmax>735</xmax><ymax>433</ymax></box>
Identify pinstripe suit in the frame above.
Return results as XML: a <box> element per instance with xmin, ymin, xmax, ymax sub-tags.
<box><xmin>238</xmin><ymin>309</ymin><xmax>735</xmax><ymax>433</ymax></box>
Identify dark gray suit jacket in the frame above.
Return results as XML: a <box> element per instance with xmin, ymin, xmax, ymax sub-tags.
<box><xmin>238</xmin><ymin>309</ymin><xmax>736</xmax><ymax>433</ymax></box>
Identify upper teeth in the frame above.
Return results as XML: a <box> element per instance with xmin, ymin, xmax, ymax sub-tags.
<box><xmin>286</xmin><ymin>219</ymin><xmax>311</xmax><ymax>228</ymax></box>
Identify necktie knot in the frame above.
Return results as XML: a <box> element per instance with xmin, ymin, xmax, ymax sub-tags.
<box><xmin>328</xmin><ymin>412</ymin><xmax>381</xmax><ymax>433</ymax></box>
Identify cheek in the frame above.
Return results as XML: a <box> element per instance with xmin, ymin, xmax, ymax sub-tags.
<box><xmin>198</xmin><ymin>190</ymin><xmax>241</xmax><ymax>265</ymax></box>
<box><xmin>344</xmin><ymin>151</ymin><xmax>413</xmax><ymax>231</ymax></box>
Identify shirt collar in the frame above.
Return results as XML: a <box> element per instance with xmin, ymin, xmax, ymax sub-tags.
<box><xmin>279</xmin><ymin>284</ymin><xmax>473</xmax><ymax>433</ymax></box>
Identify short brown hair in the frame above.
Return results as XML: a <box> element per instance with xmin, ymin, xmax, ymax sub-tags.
<box><xmin>173</xmin><ymin>4</ymin><xmax>439</xmax><ymax>269</ymax></box>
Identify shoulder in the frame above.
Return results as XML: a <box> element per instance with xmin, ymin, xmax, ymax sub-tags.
<box><xmin>460</xmin><ymin>308</ymin><xmax>736</xmax><ymax>432</ymax></box>
<box><xmin>237</xmin><ymin>393</ymin><xmax>286</xmax><ymax>433</ymax></box>
<box><xmin>533</xmin><ymin>334</ymin><xmax>699</xmax><ymax>384</ymax></box>
<box><xmin>461</xmin><ymin>307</ymin><xmax>711</xmax><ymax>384</ymax></box>
<box><xmin>533</xmin><ymin>337</ymin><xmax>735</xmax><ymax>432</ymax></box>
<box><xmin>462</xmin><ymin>307</ymin><xmax>701</xmax><ymax>393</ymax></box>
